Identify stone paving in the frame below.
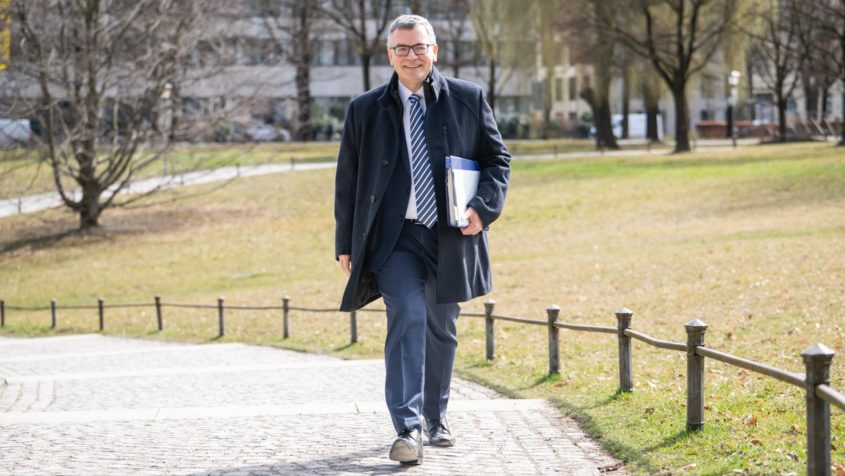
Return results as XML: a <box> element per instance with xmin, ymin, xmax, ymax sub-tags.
<box><xmin>0</xmin><ymin>334</ymin><xmax>627</xmax><ymax>475</ymax></box>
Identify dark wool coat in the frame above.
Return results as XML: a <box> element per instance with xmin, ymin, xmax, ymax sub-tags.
<box><xmin>334</xmin><ymin>67</ymin><xmax>510</xmax><ymax>312</ymax></box>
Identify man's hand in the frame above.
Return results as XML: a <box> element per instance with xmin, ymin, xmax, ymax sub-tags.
<box><xmin>461</xmin><ymin>207</ymin><xmax>484</xmax><ymax>236</ymax></box>
<box><xmin>339</xmin><ymin>254</ymin><xmax>352</xmax><ymax>276</ymax></box>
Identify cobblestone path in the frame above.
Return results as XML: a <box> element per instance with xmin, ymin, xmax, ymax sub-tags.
<box><xmin>0</xmin><ymin>334</ymin><xmax>626</xmax><ymax>475</ymax></box>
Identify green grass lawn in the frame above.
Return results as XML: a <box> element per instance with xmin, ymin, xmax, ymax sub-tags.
<box><xmin>1</xmin><ymin>142</ymin><xmax>843</xmax><ymax>474</ymax></box>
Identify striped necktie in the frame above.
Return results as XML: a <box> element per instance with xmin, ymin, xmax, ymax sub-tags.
<box><xmin>408</xmin><ymin>94</ymin><xmax>437</xmax><ymax>228</ymax></box>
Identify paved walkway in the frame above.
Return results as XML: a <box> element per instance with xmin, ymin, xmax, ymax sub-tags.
<box><xmin>0</xmin><ymin>334</ymin><xmax>626</xmax><ymax>475</ymax></box>
<box><xmin>0</xmin><ymin>139</ymin><xmax>762</xmax><ymax>219</ymax></box>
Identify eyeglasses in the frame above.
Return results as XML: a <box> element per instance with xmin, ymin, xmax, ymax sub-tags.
<box><xmin>389</xmin><ymin>43</ymin><xmax>434</xmax><ymax>57</ymax></box>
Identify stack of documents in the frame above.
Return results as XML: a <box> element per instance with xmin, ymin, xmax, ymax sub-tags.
<box><xmin>445</xmin><ymin>155</ymin><xmax>480</xmax><ymax>228</ymax></box>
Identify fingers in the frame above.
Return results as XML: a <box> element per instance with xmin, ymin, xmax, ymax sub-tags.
<box><xmin>461</xmin><ymin>207</ymin><xmax>484</xmax><ymax>236</ymax></box>
<box><xmin>339</xmin><ymin>255</ymin><xmax>352</xmax><ymax>276</ymax></box>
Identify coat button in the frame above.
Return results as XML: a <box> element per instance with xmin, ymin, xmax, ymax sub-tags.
<box><xmin>382</xmin><ymin>159</ymin><xmax>388</xmax><ymax>166</ymax></box>
<box><xmin>363</xmin><ymin>232</ymin><xmax>367</xmax><ymax>239</ymax></box>
<box><xmin>369</xmin><ymin>195</ymin><xmax>375</xmax><ymax>203</ymax></box>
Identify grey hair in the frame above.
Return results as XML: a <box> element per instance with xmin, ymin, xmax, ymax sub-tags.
<box><xmin>386</xmin><ymin>15</ymin><xmax>436</xmax><ymax>47</ymax></box>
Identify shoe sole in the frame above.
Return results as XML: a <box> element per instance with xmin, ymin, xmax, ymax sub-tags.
<box><xmin>389</xmin><ymin>441</ymin><xmax>423</xmax><ymax>465</ymax></box>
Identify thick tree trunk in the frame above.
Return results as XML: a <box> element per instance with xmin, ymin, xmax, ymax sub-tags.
<box><xmin>79</xmin><ymin>186</ymin><xmax>102</xmax><ymax>229</ymax></box>
<box><xmin>581</xmin><ymin>87</ymin><xmax>619</xmax><ymax>150</ymax></box>
<box><xmin>594</xmin><ymin>95</ymin><xmax>618</xmax><ymax>149</ymax></box>
<box><xmin>646</xmin><ymin>101</ymin><xmax>659</xmax><ymax>142</ymax></box>
<box><xmin>672</xmin><ymin>82</ymin><xmax>691</xmax><ymax>153</ymax></box>
<box><xmin>78</xmin><ymin>157</ymin><xmax>101</xmax><ymax>229</ymax></box>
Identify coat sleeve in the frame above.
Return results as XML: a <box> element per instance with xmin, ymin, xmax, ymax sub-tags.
<box><xmin>467</xmin><ymin>89</ymin><xmax>510</xmax><ymax>228</ymax></box>
<box><xmin>335</xmin><ymin>102</ymin><xmax>358</xmax><ymax>259</ymax></box>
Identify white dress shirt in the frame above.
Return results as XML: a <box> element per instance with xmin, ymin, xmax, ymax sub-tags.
<box><xmin>398</xmin><ymin>82</ymin><xmax>427</xmax><ymax>220</ymax></box>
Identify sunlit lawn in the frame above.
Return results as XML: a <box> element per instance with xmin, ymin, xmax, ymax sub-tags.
<box><xmin>1</xmin><ymin>142</ymin><xmax>843</xmax><ymax>474</ymax></box>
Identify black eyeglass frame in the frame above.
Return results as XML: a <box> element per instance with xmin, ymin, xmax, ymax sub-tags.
<box><xmin>389</xmin><ymin>43</ymin><xmax>436</xmax><ymax>57</ymax></box>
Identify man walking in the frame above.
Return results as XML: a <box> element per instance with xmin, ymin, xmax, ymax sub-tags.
<box><xmin>334</xmin><ymin>14</ymin><xmax>510</xmax><ymax>466</ymax></box>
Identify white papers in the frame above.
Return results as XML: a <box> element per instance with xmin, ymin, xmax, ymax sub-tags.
<box><xmin>445</xmin><ymin>155</ymin><xmax>480</xmax><ymax>228</ymax></box>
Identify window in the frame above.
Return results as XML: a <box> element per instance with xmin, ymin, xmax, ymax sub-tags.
<box><xmin>582</xmin><ymin>75</ymin><xmax>591</xmax><ymax>92</ymax></box>
<box><xmin>568</xmin><ymin>77</ymin><xmax>577</xmax><ymax>101</ymax></box>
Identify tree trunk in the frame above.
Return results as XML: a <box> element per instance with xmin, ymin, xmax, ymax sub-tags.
<box><xmin>725</xmin><ymin>105</ymin><xmax>733</xmax><ymax>138</ymax></box>
<box><xmin>622</xmin><ymin>71</ymin><xmax>630</xmax><ymax>139</ymax></box>
<box><xmin>646</xmin><ymin>101</ymin><xmax>659</xmax><ymax>142</ymax></box>
<box><xmin>79</xmin><ymin>186</ymin><xmax>102</xmax><ymax>229</ymax></box>
<box><xmin>840</xmin><ymin>29</ymin><xmax>845</xmax><ymax>146</ymax></box>
<box><xmin>542</xmin><ymin>70</ymin><xmax>552</xmax><ymax>139</ymax></box>
<box><xmin>594</xmin><ymin>95</ymin><xmax>618</xmax><ymax>149</ymax></box>
<box><xmin>362</xmin><ymin>53</ymin><xmax>371</xmax><ymax>92</ymax></box>
<box><xmin>169</xmin><ymin>81</ymin><xmax>181</xmax><ymax>142</ymax></box>
<box><xmin>803</xmin><ymin>74</ymin><xmax>819</xmax><ymax>121</ymax></box>
<box><xmin>840</xmin><ymin>86</ymin><xmax>844</xmax><ymax>146</ymax></box>
<box><xmin>295</xmin><ymin>62</ymin><xmax>313</xmax><ymax>141</ymax></box>
<box><xmin>777</xmin><ymin>94</ymin><xmax>788</xmax><ymax>142</ymax></box>
<box><xmin>581</xmin><ymin>87</ymin><xmax>619</xmax><ymax>150</ymax></box>
<box><xmin>293</xmin><ymin>3</ymin><xmax>313</xmax><ymax>142</ymax></box>
<box><xmin>672</xmin><ymin>81</ymin><xmax>691</xmax><ymax>153</ymax></box>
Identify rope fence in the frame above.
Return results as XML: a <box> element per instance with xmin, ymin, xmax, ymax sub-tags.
<box><xmin>0</xmin><ymin>296</ymin><xmax>842</xmax><ymax>475</ymax></box>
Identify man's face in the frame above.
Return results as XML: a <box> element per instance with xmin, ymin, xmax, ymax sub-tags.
<box><xmin>387</xmin><ymin>26</ymin><xmax>438</xmax><ymax>90</ymax></box>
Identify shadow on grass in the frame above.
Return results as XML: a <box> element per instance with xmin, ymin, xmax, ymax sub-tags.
<box><xmin>333</xmin><ymin>342</ymin><xmax>356</xmax><ymax>352</ymax></box>
<box><xmin>1</xmin><ymin>228</ymin><xmax>88</xmax><ymax>254</ymax></box>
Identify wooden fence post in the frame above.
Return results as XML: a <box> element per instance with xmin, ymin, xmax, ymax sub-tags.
<box><xmin>685</xmin><ymin>319</ymin><xmax>708</xmax><ymax>431</ymax></box>
<box><xmin>155</xmin><ymin>295</ymin><xmax>163</xmax><ymax>331</ymax></box>
<box><xmin>484</xmin><ymin>299</ymin><xmax>496</xmax><ymax>361</ymax></box>
<box><xmin>98</xmin><ymin>298</ymin><xmax>105</xmax><ymax>331</ymax></box>
<box><xmin>616</xmin><ymin>308</ymin><xmax>633</xmax><ymax>393</ymax></box>
<box><xmin>217</xmin><ymin>297</ymin><xmax>225</xmax><ymax>337</ymax></box>
<box><xmin>546</xmin><ymin>305</ymin><xmax>560</xmax><ymax>375</ymax></box>
<box><xmin>282</xmin><ymin>295</ymin><xmax>290</xmax><ymax>339</ymax></box>
<box><xmin>1</xmin><ymin>299</ymin><xmax>5</xmax><ymax>327</ymax></box>
<box><xmin>801</xmin><ymin>343</ymin><xmax>834</xmax><ymax>476</ymax></box>
<box><xmin>50</xmin><ymin>299</ymin><xmax>57</xmax><ymax>329</ymax></box>
<box><xmin>350</xmin><ymin>311</ymin><xmax>358</xmax><ymax>344</ymax></box>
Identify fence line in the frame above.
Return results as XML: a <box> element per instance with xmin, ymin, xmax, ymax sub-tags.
<box><xmin>0</xmin><ymin>295</ymin><xmax>843</xmax><ymax>475</ymax></box>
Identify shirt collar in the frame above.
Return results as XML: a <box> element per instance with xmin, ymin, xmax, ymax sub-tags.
<box><xmin>398</xmin><ymin>81</ymin><xmax>424</xmax><ymax>105</ymax></box>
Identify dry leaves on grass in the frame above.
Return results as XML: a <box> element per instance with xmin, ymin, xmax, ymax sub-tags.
<box><xmin>742</xmin><ymin>414</ymin><xmax>758</xmax><ymax>426</ymax></box>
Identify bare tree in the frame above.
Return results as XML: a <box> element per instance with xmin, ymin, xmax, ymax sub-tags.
<box><xmin>533</xmin><ymin>0</ymin><xmax>561</xmax><ymax>140</ymax></box>
<box><xmin>639</xmin><ymin>63</ymin><xmax>665</xmax><ymax>142</ymax></box>
<box><xmin>8</xmin><ymin>0</ymin><xmax>207</xmax><ymax>229</ymax></box>
<box><xmin>260</xmin><ymin>0</ymin><xmax>322</xmax><ymax>142</ymax></box>
<box><xmin>470</xmin><ymin>0</ymin><xmax>532</xmax><ymax>118</ymax></box>
<box><xmin>565</xmin><ymin>0</ymin><xmax>622</xmax><ymax>149</ymax></box>
<box><xmin>321</xmin><ymin>0</ymin><xmax>394</xmax><ymax>92</ymax></box>
<box><xmin>743</xmin><ymin>0</ymin><xmax>803</xmax><ymax>142</ymax></box>
<box><xmin>802</xmin><ymin>0</ymin><xmax>845</xmax><ymax>144</ymax></box>
<box><xmin>433</xmin><ymin>0</ymin><xmax>472</xmax><ymax>79</ymax></box>
<box><xmin>615</xmin><ymin>0</ymin><xmax>737</xmax><ymax>153</ymax></box>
